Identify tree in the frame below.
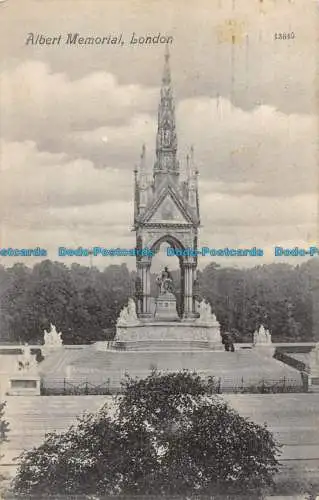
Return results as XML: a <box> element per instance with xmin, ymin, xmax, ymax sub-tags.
<box><xmin>13</xmin><ymin>371</ymin><xmax>280</xmax><ymax>497</ymax></box>
<box><xmin>0</xmin><ymin>264</ymin><xmax>32</xmax><ymax>342</ymax></box>
<box><xmin>0</xmin><ymin>401</ymin><xmax>9</xmax><ymax>484</ymax></box>
<box><xmin>199</xmin><ymin>261</ymin><xmax>315</xmax><ymax>341</ymax></box>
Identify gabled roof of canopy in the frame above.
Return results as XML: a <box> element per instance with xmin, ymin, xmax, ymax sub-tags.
<box><xmin>140</xmin><ymin>183</ymin><xmax>197</xmax><ymax>226</ymax></box>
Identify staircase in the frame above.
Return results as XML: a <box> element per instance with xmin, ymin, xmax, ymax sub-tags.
<box><xmin>38</xmin><ymin>348</ymin><xmax>304</xmax><ymax>393</ymax></box>
<box><xmin>113</xmin><ymin>339</ymin><xmax>212</xmax><ymax>351</ymax></box>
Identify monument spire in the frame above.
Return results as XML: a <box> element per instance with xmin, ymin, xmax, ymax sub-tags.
<box><xmin>162</xmin><ymin>43</ymin><xmax>171</xmax><ymax>86</ymax></box>
<box><xmin>154</xmin><ymin>45</ymin><xmax>179</xmax><ymax>182</ymax></box>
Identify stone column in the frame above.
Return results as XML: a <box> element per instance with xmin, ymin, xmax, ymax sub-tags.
<box><xmin>180</xmin><ymin>264</ymin><xmax>185</xmax><ymax>317</ymax></box>
<box><xmin>183</xmin><ymin>262</ymin><xmax>195</xmax><ymax>318</ymax></box>
<box><xmin>135</xmin><ymin>273</ymin><xmax>142</xmax><ymax>315</ymax></box>
<box><xmin>138</xmin><ymin>260</ymin><xmax>152</xmax><ymax>318</ymax></box>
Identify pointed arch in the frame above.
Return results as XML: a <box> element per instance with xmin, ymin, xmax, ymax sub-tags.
<box><xmin>150</xmin><ymin>234</ymin><xmax>185</xmax><ymax>254</ymax></box>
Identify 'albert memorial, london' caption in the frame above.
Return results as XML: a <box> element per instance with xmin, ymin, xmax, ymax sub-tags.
<box><xmin>25</xmin><ymin>32</ymin><xmax>174</xmax><ymax>46</ymax></box>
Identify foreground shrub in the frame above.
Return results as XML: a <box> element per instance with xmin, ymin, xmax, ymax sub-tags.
<box><xmin>0</xmin><ymin>401</ymin><xmax>10</xmax><ymax>495</ymax></box>
<box><xmin>0</xmin><ymin>401</ymin><xmax>9</xmax><ymax>451</ymax></box>
<box><xmin>12</xmin><ymin>371</ymin><xmax>280</xmax><ymax>497</ymax></box>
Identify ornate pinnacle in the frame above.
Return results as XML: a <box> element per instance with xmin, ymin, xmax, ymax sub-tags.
<box><xmin>186</xmin><ymin>153</ymin><xmax>191</xmax><ymax>178</ymax></box>
<box><xmin>162</xmin><ymin>44</ymin><xmax>171</xmax><ymax>86</ymax></box>
<box><xmin>154</xmin><ymin>47</ymin><xmax>178</xmax><ymax>177</ymax></box>
<box><xmin>140</xmin><ymin>144</ymin><xmax>146</xmax><ymax>173</ymax></box>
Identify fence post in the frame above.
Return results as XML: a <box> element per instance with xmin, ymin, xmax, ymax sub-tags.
<box><xmin>241</xmin><ymin>376</ymin><xmax>244</xmax><ymax>391</ymax></box>
<box><xmin>63</xmin><ymin>378</ymin><xmax>66</xmax><ymax>395</ymax></box>
<box><xmin>218</xmin><ymin>377</ymin><xmax>221</xmax><ymax>394</ymax></box>
<box><xmin>261</xmin><ymin>379</ymin><xmax>265</xmax><ymax>394</ymax></box>
<box><xmin>283</xmin><ymin>376</ymin><xmax>286</xmax><ymax>392</ymax></box>
<box><xmin>85</xmin><ymin>381</ymin><xmax>88</xmax><ymax>395</ymax></box>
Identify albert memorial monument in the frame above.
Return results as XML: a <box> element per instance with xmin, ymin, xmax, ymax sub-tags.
<box><xmin>114</xmin><ymin>47</ymin><xmax>221</xmax><ymax>350</ymax></box>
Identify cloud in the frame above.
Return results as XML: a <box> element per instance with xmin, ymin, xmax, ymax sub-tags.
<box><xmin>201</xmin><ymin>192</ymin><xmax>316</xmax><ymax>228</ymax></box>
<box><xmin>1</xmin><ymin>59</ymin><xmax>316</xmax><ymax>201</ymax></box>
<box><xmin>178</xmin><ymin>97</ymin><xmax>317</xmax><ymax>197</ymax></box>
<box><xmin>0</xmin><ymin>60</ymin><xmax>158</xmax><ymax>147</ymax></box>
<box><xmin>0</xmin><ymin>140</ymin><xmax>133</xmax><ymax>214</ymax></box>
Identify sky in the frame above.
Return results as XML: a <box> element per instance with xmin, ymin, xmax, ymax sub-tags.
<box><xmin>0</xmin><ymin>0</ymin><xmax>318</xmax><ymax>271</ymax></box>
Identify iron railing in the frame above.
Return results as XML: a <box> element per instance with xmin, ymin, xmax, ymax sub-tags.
<box><xmin>40</xmin><ymin>375</ymin><xmax>306</xmax><ymax>396</ymax></box>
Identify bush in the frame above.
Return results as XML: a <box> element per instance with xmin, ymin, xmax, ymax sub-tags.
<box><xmin>0</xmin><ymin>401</ymin><xmax>9</xmax><ymax>492</ymax></box>
<box><xmin>0</xmin><ymin>401</ymin><xmax>9</xmax><ymax>454</ymax></box>
<box><xmin>12</xmin><ymin>371</ymin><xmax>281</xmax><ymax>497</ymax></box>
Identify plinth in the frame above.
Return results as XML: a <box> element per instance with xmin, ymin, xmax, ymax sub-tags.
<box><xmin>154</xmin><ymin>291</ymin><xmax>179</xmax><ymax>321</ymax></box>
<box><xmin>7</xmin><ymin>372</ymin><xmax>40</xmax><ymax>396</ymax></box>
<box><xmin>115</xmin><ymin>318</ymin><xmax>222</xmax><ymax>351</ymax></box>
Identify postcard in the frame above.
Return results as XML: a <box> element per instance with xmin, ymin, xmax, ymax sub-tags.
<box><xmin>0</xmin><ymin>0</ymin><xmax>318</xmax><ymax>498</ymax></box>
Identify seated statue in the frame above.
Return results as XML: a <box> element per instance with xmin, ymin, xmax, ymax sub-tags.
<box><xmin>156</xmin><ymin>266</ymin><xmax>174</xmax><ymax>295</ymax></box>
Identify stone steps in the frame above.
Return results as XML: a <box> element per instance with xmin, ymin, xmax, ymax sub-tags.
<box><xmin>114</xmin><ymin>340</ymin><xmax>212</xmax><ymax>351</ymax></box>
<box><xmin>69</xmin><ymin>349</ymin><xmax>297</xmax><ymax>372</ymax></box>
<box><xmin>58</xmin><ymin>349</ymin><xmax>303</xmax><ymax>392</ymax></box>
<box><xmin>39</xmin><ymin>349</ymin><xmax>80</xmax><ymax>375</ymax></box>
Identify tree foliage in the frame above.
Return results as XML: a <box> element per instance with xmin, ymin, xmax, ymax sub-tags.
<box><xmin>0</xmin><ymin>258</ymin><xmax>317</xmax><ymax>344</ymax></box>
<box><xmin>199</xmin><ymin>259</ymin><xmax>318</xmax><ymax>341</ymax></box>
<box><xmin>0</xmin><ymin>401</ymin><xmax>9</xmax><ymax>447</ymax></box>
<box><xmin>0</xmin><ymin>261</ymin><xmax>132</xmax><ymax>344</ymax></box>
<box><xmin>0</xmin><ymin>401</ymin><xmax>9</xmax><ymax>476</ymax></box>
<box><xmin>12</xmin><ymin>371</ymin><xmax>280</xmax><ymax>497</ymax></box>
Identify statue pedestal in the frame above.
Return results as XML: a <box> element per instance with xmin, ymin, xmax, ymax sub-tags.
<box><xmin>154</xmin><ymin>292</ymin><xmax>179</xmax><ymax>321</ymax></box>
<box><xmin>115</xmin><ymin>320</ymin><xmax>222</xmax><ymax>351</ymax></box>
<box><xmin>113</xmin><ymin>295</ymin><xmax>222</xmax><ymax>351</ymax></box>
<box><xmin>7</xmin><ymin>372</ymin><xmax>40</xmax><ymax>396</ymax></box>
